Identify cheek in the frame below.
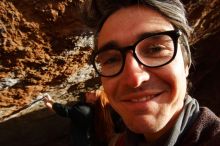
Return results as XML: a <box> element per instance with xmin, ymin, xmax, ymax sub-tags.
<box><xmin>164</xmin><ymin>51</ymin><xmax>187</xmax><ymax>100</ymax></box>
<box><xmin>101</xmin><ymin>77</ymin><xmax>121</xmax><ymax>99</ymax></box>
<box><xmin>101</xmin><ymin>77</ymin><xmax>117</xmax><ymax>100</ymax></box>
<box><xmin>101</xmin><ymin>77</ymin><xmax>124</xmax><ymax>112</ymax></box>
<box><xmin>155</xmin><ymin>49</ymin><xmax>187</xmax><ymax>97</ymax></box>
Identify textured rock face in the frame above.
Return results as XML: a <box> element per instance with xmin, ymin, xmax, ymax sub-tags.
<box><xmin>0</xmin><ymin>0</ymin><xmax>98</xmax><ymax>120</ymax></box>
<box><xmin>0</xmin><ymin>0</ymin><xmax>98</xmax><ymax>145</ymax></box>
<box><xmin>0</xmin><ymin>0</ymin><xmax>219</xmax><ymax>145</ymax></box>
<box><xmin>184</xmin><ymin>0</ymin><xmax>220</xmax><ymax>116</ymax></box>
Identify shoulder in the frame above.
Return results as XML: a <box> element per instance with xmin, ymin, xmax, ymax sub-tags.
<box><xmin>198</xmin><ymin>107</ymin><xmax>220</xmax><ymax>145</ymax></box>
<box><xmin>180</xmin><ymin>107</ymin><xmax>220</xmax><ymax>145</ymax></box>
<box><xmin>52</xmin><ymin>102</ymin><xmax>65</xmax><ymax>111</ymax></box>
<box><xmin>196</xmin><ymin>107</ymin><xmax>220</xmax><ymax>133</ymax></box>
<box><xmin>196</xmin><ymin>107</ymin><xmax>220</xmax><ymax>145</ymax></box>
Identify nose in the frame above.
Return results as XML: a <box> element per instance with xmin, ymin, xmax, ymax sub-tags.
<box><xmin>120</xmin><ymin>52</ymin><xmax>150</xmax><ymax>88</ymax></box>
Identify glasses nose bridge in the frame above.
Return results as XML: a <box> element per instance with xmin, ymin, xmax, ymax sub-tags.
<box><xmin>120</xmin><ymin>45</ymin><xmax>143</xmax><ymax>72</ymax></box>
<box><xmin>121</xmin><ymin>44</ymin><xmax>141</xmax><ymax>66</ymax></box>
<box><xmin>121</xmin><ymin>45</ymin><xmax>136</xmax><ymax>58</ymax></box>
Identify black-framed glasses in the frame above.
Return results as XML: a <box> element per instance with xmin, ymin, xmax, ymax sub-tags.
<box><xmin>92</xmin><ymin>29</ymin><xmax>182</xmax><ymax>77</ymax></box>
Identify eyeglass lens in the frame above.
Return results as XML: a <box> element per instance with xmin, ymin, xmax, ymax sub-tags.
<box><xmin>94</xmin><ymin>33</ymin><xmax>175</xmax><ymax>77</ymax></box>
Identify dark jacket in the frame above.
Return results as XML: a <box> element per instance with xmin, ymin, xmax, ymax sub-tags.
<box><xmin>177</xmin><ymin>107</ymin><xmax>220</xmax><ymax>146</ymax></box>
<box><xmin>112</xmin><ymin>107</ymin><xmax>220</xmax><ymax>146</ymax></box>
<box><xmin>52</xmin><ymin>100</ymin><xmax>93</xmax><ymax>146</ymax></box>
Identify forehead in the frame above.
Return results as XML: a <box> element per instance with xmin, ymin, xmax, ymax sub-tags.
<box><xmin>98</xmin><ymin>5</ymin><xmax>174</xmax><ymax>49</ymax></box>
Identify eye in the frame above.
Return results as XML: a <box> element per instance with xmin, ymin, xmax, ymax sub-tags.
<box><xmin>148</xmin><ymin>45</ymin><xmax>165</xmax><ymax>53</ymax></box>
<box><xmin>147</xmin><ymin>45</ymin><xmax>171</xmax><ymax>56</ymax></box>
<box><xmin>103</xmin><ymin>56</ymin><xmax>121</xmax><ymax>65</ymax></box>
<box><xmin>136</xmin><ymin>34</ymin><xmax>174</xmax><ymax>59</ymax></box>
<box><xmin>139</xmin><ymin>44</ymin><xmax>172</xmax><ymax>58</ymax></box>
<box><xmin>95</xmin><ymin>50</ymin><xmax>122</xmax><ymax>67</ymax></box>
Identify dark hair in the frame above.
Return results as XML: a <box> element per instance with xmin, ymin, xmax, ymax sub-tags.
<box><xmin>82</xmin><ymin>0</ymin><xmax>192</xmax><ymax>67</ymax></box>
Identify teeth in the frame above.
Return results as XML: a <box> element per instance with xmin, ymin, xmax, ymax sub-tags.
<box><xmin>131</xmin><ymin>96</ymin><xmax>153</xmax><ymax>102</ymax></box>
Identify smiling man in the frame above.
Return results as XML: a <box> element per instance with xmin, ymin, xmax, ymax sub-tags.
<box><xmin>84</xmin><ymin>0</ymin><xmax>220</xmax><ymax>145</ymax></box>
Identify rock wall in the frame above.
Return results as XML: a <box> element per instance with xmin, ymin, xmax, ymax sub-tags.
<box><xmin>184</xmin><ymin>0</ymin><xmax>220</xmax><ymax>115</ymax></box>
<box><xmin>0</xmin><ymin>0</ymin><xmax>98</xmax><ymax>145</ymax></box>
<box><xmin>0</xmin><ymin>0</ymin><xmax>219</xmax><ymax>145</ymax></box>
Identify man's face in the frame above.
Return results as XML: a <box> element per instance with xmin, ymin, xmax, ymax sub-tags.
<box><xmin>98</xmin><ymin>6</ymin><xmax>188</xmax><ymax>139</ymax></box>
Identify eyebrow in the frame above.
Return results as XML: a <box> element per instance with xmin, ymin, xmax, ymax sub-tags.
<box><xmin>136</xmin><ymin>30</ymin><xmax>165</xmax><ymax>41</ymax></box>
<box><xmin>98</xmin><ymin>41</ymin><xmax>120</xmax><ymax>52</ymax></box>
<box><xmin>98</xmin><ymin>30</ymin><xmax>168</xmax><ymax>51</ymax></box>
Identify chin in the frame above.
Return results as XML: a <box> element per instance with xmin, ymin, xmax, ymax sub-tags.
<box><xmin>125</xmin><ymin>115</ymin><xmax>159</xmax><ymax>134</ymax></box>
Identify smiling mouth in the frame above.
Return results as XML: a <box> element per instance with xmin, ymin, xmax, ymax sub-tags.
<box><xmin>131</xmin><ymin>96</ymin><xmax>153</xmax><ymax>102</ymax></box>
<box><xmin>126</xmin><ymin>93</ymin><xmax>162</xmax><ymax>103</ymax></box>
